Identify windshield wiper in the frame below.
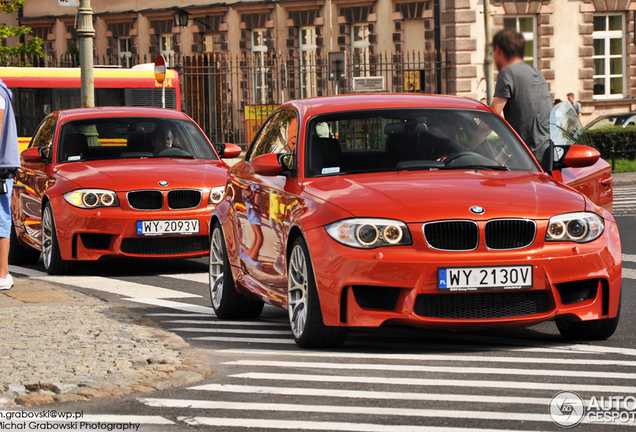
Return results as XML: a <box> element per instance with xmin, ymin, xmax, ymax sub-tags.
<box><xmin>442</xmin><ymin>164</ymin><xmax>509</xmax><ymax>171</ymax></box>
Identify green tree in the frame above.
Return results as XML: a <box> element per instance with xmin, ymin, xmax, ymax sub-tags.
<box><xmin>0</xmin><ymin>0</ymin><xmax>43</xmax><ymax>65</ymax></box>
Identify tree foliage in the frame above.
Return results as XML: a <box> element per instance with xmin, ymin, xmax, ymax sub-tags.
<box><xmin>0</xmin><ymin>0</ymin><xmax>43</xmax><ymax>65</ymax></box>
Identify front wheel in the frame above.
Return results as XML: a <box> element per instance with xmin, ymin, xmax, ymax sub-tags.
<box><xmin>288</xmin><ymin>237</ymin><xmax>347</xmax><ymax>348</ymax></box>
<box><xmin>556</xmin><ymin>296</ymin><xmax>621</xmax><ymax>341</ymax></box>
<box><xmin>42</xmin><ymin>203</ymin><xmax>77</xmax><ymax>275</ymax></box>
<box><xmin>209</xmin><ymin>221</ymin><xmax>263</xmax><ymax>320</ymax></box>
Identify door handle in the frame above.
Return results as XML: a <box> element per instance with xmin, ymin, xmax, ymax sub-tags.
<box><xmin>601</xmin><ymin>176</ymin><xmax>612</xmax><ymax>187</ymax></box>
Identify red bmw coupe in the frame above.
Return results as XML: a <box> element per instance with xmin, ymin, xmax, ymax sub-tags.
<box><xmin>9</xmin><ymin>107</ymin><xmax>240</xmax><ymax>275</ymax></box>
<box><xmin>210</xmin><ymin>95</ymin><xmax>621</xmax><ymax>348</ymax></box>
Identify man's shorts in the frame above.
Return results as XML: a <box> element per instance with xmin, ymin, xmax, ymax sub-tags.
<box><xmin>0</xmin><ymin>178</ymin><xmax>13</xmax><ymax>239</ymax></box>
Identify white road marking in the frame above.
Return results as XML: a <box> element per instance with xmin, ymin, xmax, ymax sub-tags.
<box><xmin>160</xmin><ymin>273</ymin><xmax>208</xmax><ymax>284</ymax></box>
<box><xmin>623</xmin><ymin>254</ymin><xmax>636</xmax><ymax>262</ymax></box>
<box><xmin>147</xmin><ymin>313</ymin><xmax>214</xmax><ymax>318</ymax></box>
<box><xmin>171</xmin><ymin>327</ymin><xmax>290</xmax><ymax>335</ymax></box>
<box><xmin>232</xmin><ymin>372</ymin><xmax>636</xmax><ymax>393</ymax></box>
<box><xmin>226</xmin><ymin>359</ymin><xmax>636</xmax><ymax>380</ymax></box>
<box><xmin>165</xmin><ymin>319</ymin><xmax>287</xmax><ymax>326</ymax></box>
<box><xmin>35</xmin><ymin>276</ymin><xmax>200</xmax><ymax>299</ymax></box>
<box><xmin>216</xmin><ymin>348</ymin><xmax>636</xmax><ymax>366</ymax></box>
<box><xmin>142</xmin><ymin>399</ymin><xmax>553</xmax><ymax>422</ymax></box>
<box><xmin>193</xmin><ymin>336</ymin><xmax>295</xmax><ymax>344</ymax></box>
<box><xmin>624</xmin><ymin>268</ymin><xmax>636</xmax><ymax>280</ymax></box>
<box><xmin>179</xmin><ymin>417</ymin><xmax>533</xmax><ymax>432</ymax></box>
<box><xmin>41</xmin><ymin>415</ymin><xmax>174</xmax><ymax>424</ymax></box>
<box><xmin>187</xmin><ymin>383</ymin><xmax>552</xmax><ymax>405</ymax></box>
<box><xmin>125</xmin><ymin>298</ymin><xmax>215</xmax><ymax>314</ymax></box>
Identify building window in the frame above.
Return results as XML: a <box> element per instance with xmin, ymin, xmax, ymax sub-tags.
<box><xmin>593</xmin><ymin>14</ymin><xmax>624</xmax><ymax>99</ymax></box>
<box><xmin>204</xmin><ymin>34</ymin><xmax>222</xmax><ymax>53</ymax></box>
<box><xmin>118</xmin><ymin>37</ymin><xmax>132</xmax><ymax>68</ymax></box>
<box><xmin>351</xmin><ymin>23</ymin><xmax>370</xmax><ymax>77</ymax></box>
<box><xmin>503</xmin><ymin>16</ymin><xmax>536</xmax><ymax>67</ymax></box>
<box><xmin>160</xmin><ymin>34</ymin><xmax>174</xmax><ymax>57</ymax></box>
<box><xmin>252</xmin><ymin>29</ymin><xmax>268</xmax><ymax>105</ymax></box>
<box><xmin>299</xmin><ymin>27</ymin><xmax>317</xmax><ymax>98</ymax></box>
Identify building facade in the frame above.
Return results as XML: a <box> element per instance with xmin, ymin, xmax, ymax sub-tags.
<box><xmin>4</xmin><ymin>0</ymin><xmax>636</xmax><ymax>138</ymax></box>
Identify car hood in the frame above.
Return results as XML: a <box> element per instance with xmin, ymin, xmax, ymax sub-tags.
<box><xmin>302</xmin><ymin>170</ymin><xmax>587</xmax><ymax>222</ymax></box>
<box><xmin>53</xmin><ymin>158</ymin><xmax>230</xmax><ymax>191</ymax></box>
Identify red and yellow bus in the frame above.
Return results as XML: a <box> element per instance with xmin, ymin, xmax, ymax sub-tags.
<box><xmin>0</xmin><ymin>67</ymin><xmax>180</xmax><ymax>152</ymax></box>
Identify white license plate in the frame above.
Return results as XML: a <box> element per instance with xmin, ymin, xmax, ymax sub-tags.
<box><xmin>438</xmin><ymin>265</ymin><xmax>533</xmax><ymax>291</ymax></box>
<box><xmin>136</xmin><ymin>219</ymin><xmax>200</xmax><ymax>236</ymax></box>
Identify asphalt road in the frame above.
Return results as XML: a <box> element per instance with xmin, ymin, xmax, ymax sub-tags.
<box><xmin>6</xmin><ymin>208</ymin><xmax>636</xmax><ymax>431</ymax></box>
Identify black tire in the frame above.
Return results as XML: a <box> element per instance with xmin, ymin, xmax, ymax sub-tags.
<box><xmin>209</xmin><ymin>221</ymin><xmax>264</xmax><ymax>320</ymax></box>
<box><xmin>8</xmin><ymin>222</ymin><xmax>41</xmax><ymax>265</ymax></box>
<box><xmin>41</xmin><ymin>203</ymin><xmax>78</xmax><ymax>276</ymax></box>
<box><xmin>556</xmin><ymin>296</ymin><xmax>621</xmax><ymax>341</ymax></box>
<box><xmin>287</xmin><ymin>236</ymin><xmax>347</xmax><ymax>348</ymax></box>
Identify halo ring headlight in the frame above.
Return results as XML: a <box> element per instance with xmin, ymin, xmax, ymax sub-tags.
<box><xmin>356</xmin><ymin>224</ymin><xmax>379</xmax><ymax>246</ymax></box>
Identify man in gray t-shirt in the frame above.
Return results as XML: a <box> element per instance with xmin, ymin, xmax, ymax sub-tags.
<box><xmin>491</xmin><ymin>28</ymin><xmax>553</xmax><ymax>169</ymax></box>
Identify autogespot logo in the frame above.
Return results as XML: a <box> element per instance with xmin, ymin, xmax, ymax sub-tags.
<box><xmin>550</xmin><ymin>391</ymin><xmax>585</xmax><ymax>427</ymax></box>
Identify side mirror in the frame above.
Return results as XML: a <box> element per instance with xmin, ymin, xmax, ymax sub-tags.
<box><xmin>252</xmin><ymin>153</ymin><xmax>286</xmax><ymax>176</ymax></box>
<box><xmin>561</xmin><ymin>144</ymin><xmax>600</xmax><ymax>168</ymax></box>
<box><xmin>21</xmin><ymin>147</ymin><xmax>46</xmax><ymax>163</ymax></box>
<box><xmin>214</xmin><ymin>143</ymin><xmax>243</xmax><ymax>159</ymax></box>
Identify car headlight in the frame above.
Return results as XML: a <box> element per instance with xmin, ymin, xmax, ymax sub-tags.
<box><xmin>326</xmin><ymin>218</ymin><xmax>412</xmax><ymax>249</ymax></box>
<box><xmin>208</xmin><ymin>186</ymin><xmax>225</xmax><ymax>204</ymax></box>
<box><xmin>63</xmin><ymin>189</ymin><xmax>119</xmax><ymax>209</ymax></box>
<box><xmin>546</xmin><ymin>212</ymin><xmax>604</xmax><ymax>243</ymax></box>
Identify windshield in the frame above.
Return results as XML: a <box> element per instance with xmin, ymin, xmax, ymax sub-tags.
<box><xmin>57</xmin><ymin>117</ymin><xmax>217</xmax><ymax>163</ymax></box>
<box><xmin>305</xmin><ymin>109</ymin><xmax>539</xmax><ymax>177</ymax></box>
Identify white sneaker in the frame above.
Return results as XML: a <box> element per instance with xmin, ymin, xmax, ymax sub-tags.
<box><xmin>0</xmin><ymin>274</ymin><xmax>13</xmax><ymax>290</ymax></box>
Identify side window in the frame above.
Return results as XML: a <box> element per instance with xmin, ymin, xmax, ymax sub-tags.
<box><xmin>264</xmin><ymin>109</ymin><xmax>298</xmax><ymax>155</ymax></box>
<box><xmin>247</xmin><ymin>113</ymin><xmax>279</xmax><ymax>161</ymax></box>
<box><xmin>29</xmin><ymin>116</ymin><xmax>56</xmax><ymax>149</ymax></box>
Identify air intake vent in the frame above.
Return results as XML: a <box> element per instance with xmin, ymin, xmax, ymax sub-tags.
<box><xmin>423</xmin><ymin>221</ymin><xmax>479</xmax><ymax>251</ymax></box>
<box><xmin>131</xmin><ymin>88</ymin><xmax>176</xmax><ymax>109</ymax></box>
<box><xmin>127</xmin><ymin>190</ymin><xmax>163</xmax><ymax>210</ymax></box>
<box><xmin>121</xmin><ymin>235</ymin><xmax>208</xmax><ymax>255</ymax></box>
<box><xmin>413</xmin><ymin>291</ymin><xmax>549</xmax><ymax>319</ymax></box>
<box><xmin>485</xmin><ymin>219</ymin><xmax>536</xmax><ymax>250</ymax></box>
<box><xmin>168</xmin><ymin>189</ymin><xmax>202</xmax><ymax>210</ymax></box>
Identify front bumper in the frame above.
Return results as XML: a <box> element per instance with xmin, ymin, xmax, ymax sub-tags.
<box><xmin>51</xmin><ymin>195</ymin><xmax>212</xmax><ymax>260</ymax></box>
<box><xmin>305</xmin><ymin>219</ymin><xmax>622</xmax><ymax>328</ymax></box>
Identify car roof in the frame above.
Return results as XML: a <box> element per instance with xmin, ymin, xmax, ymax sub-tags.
<box><xmin>282</xmin><ymin>93</ymin><xmax>491</xmax><ymax>116</ymax></box>
<box><xmin>55</xmin><ymin>107</ymin><xmax>189</xmax><ymax>122</ymax></box>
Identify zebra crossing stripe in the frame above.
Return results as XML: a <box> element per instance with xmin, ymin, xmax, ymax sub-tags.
<box><xmin>624</xmin><ymin>268</ymin><xmax>636</xmax><ymax>280</ymax></box>
<box><xmin>187</xmin><ymin>383</ymin><xmax>552</xmax><ymax>405</ymax></box>
<box><xmin>216</xmin><ymin>348</ymin><xmax>636</xmax><ymax>366</ymax></box>
<box><xmin>165</xmin><ymin>319</ymin><xmax>287</xmax><ymax>326</ymax></box>
<box><xmin>125</xmin><ymin>298</ymin><xmax>216</xmax><ymax>314</ymax></box>
<box><xmin>623</xmin><ymin>254</ymin><xmax>636</xmax><ymax>262</ymax></box>
<box><xmin>193</xmin><ymin>336</ymin><xmax>295</xmax><ymax>344</ymax></box>
<box><xmin>231</xmin><ymin>372</ymin><xmax>636</xmax><ymax>394</ymax></box>
<box><xmin>160</xmin><ymin>273</ymin><xmax>208</xmax><ymax>284</ymax></box>
<box><xmin>140</xmin><ymin>398</ymin><xmax>553</xmax><ymax>422</ymax></box>
<box><xmin>178</xmin><ymin>417</ymin><xmax>530</xmax><ymax>431</ymax></box>
<box><xmin>170</xmin><ymin>327</ymin><xmax>290</xmax><ymax>335</ymax></box>
<box><xmin>225</xmin><ymin>359</ymin><xmax>636</xmax><ymax>380</ymax></box>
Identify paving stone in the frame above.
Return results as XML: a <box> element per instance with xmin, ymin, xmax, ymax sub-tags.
<box><xmin>15</xmin><ymin>393</ymin><xmax>55</xmax><ymax>406</ymax></box>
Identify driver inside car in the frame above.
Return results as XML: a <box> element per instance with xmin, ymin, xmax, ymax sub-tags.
<box><xmin>151</xmin><ymin>124</ymin><xmax>174</xmax><ymax>155</ymax></box>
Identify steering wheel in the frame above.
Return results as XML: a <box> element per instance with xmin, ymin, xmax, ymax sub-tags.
<box><xmin>156</xmin><ymin>147</ymin><xmax>193</xmax><ymax>158</ymax></box>
<box><xmin>443</xmin><ymin>151</ymin><xmax>482</xmax><ymax>166</ymax></box>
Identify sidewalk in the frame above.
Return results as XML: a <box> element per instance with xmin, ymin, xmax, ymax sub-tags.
<box><xmin>0</xmin><ymin>277</ymin><xmax>212</xmax><ymax>408</ymax></box>
<box><xmin>613</xmin><ymin>172</ymin><xmax>636</xmax><ymax>187</ymax></box>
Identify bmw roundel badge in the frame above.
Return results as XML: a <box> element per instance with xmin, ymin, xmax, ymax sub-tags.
<box><xmin>159</xmin><ymin>181</ymin><xmax>169</xmax><ymax>187</ymax></box>
<box><xmin>470</xmin><ymin>206</ymin><xmax>485</xmax><ymax>215</ymax></box>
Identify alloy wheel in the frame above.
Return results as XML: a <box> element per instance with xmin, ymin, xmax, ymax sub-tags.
<box><xmin>288</xmin><ymin>244</ymin><xmax>308</xmax><ymax>338</ymax></box>
<box><xmin>209</xmin><ymin>227</ymin><xmax>225</xmax><ymax>309</ymax></box>
<box><xmin>41</xmin><ymin>206</ymin><xmax>53</xmax><ymax>269</ymax></box>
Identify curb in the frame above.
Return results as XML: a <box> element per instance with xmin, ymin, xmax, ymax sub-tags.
<box><xmin>0</xmin><ymin>301</ymin><xmax>212</xmax><ymax>408</ymax></box>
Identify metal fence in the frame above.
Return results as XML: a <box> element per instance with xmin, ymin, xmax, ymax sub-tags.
<box><xmin>2</xmin><ymin>50</ymin><xmax>450</xmax><ymax>145</ymax></box>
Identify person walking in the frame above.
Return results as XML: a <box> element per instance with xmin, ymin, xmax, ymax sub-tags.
<box><xmin>0</xmin><ymin>78</ymin><xmax>21</xmax><ymax>290</ymax></box>
<box><xmin>567</xmin><ymin>92</ymin><xmax>582</xmax><ymax>118</ymax></box>
<box><xmin>490</xmin><ymin>28</ymin><xmax>553</xmax><ymax>169</ymax></box>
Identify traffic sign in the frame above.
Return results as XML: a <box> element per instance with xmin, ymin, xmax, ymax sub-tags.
<box><xmin>58</xmin><ymin>0</ymin><xmax>80</xmax><ymax>6</ymax></box>
<box><xmin>154</xmin><ymin>55</ymin><xmax>166</xmax><ymax>84</ymax></box>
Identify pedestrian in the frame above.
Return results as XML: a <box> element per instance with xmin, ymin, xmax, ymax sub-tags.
<box><xmin>490</xmin><ymin>28</ymin><xmax>553</xmax><ymax>169</ymax></box>
<box><xmin>567</xmin><ymin>92</ymin><xmax>582</xmax><ymax>118</ymax></box>
<box><xmin>554</xmin><ymin>98</ymin><xmax>562</xmax><ymax>106</ymax></box>
<box><xmin>0</xmin><ymin>78</ymin><xmax>21</xmax><ymax>290</ymax></box>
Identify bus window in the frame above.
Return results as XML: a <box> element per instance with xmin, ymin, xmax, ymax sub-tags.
<box><xmin>96</xmin><ymin>88</ymin><xmax>125</xmax><ymax>106</ymax></box>
<box><xmin>17</xmin><ymin>88</ymin><xmax>52</xmax><ymax>137</ymax></box>
<box><xmin>53</xmin><ymin>88</ymin><xmax>81</xmax><ymax>111</ymax></box>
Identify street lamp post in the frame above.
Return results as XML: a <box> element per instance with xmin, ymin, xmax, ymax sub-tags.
<box><xmin>77</xmin><ymin>0</ymin><xmax>95</xmax><ymax>107</ymax></box>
